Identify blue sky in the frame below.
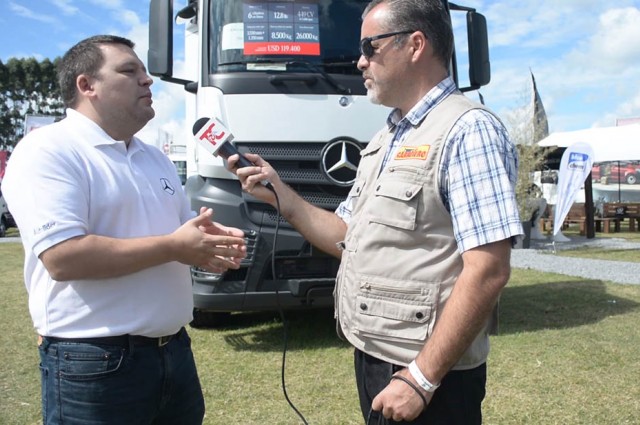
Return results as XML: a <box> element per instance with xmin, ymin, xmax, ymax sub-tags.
<box><xmin>1</xmin><ymin>0</ymin><xmax>640</xmax><ymax>145</ymax></box>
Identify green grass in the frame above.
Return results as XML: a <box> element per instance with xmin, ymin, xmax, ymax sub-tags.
<box><xmin>544</xmin><ymin>226</ymin><xmax>640</xmax><ymax>262</ymax></box>
<box><xmin>487</xmin><ymin>269</ymin><xmax>640</xmax><ymax>424</ymax></box>
<box><xmin>551</xmin><ymin>247</ymin><xmax>640</xmax><ymax>262</ymax></box>
<box><xmin>2</xmin><ymin>241</ymin><xmax>640</xmax><ymax>424</ymax></box>
<box><xmin>5</xmin><ymin>227</ymin><xmax>20</xmax><ymax>238</ymax></box>
<box><xmin>560</xmin><ymin>226</ymin><xmax>640</xmax><ymax>243</ymax></box>
<box><xmin>0</xmin><ymin>243</ymin><xmax>39</xmax><ymax>425</ymax></box>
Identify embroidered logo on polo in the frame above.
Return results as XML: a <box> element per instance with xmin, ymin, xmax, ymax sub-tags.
<box><xmin>160</xmin><ymin>178</ymin><xmax>175</xmax><ymax>195</ymax></box>
<box><xmin>395</xmin><ymin>145</ymin><xmax>430</xmax><ymax>160</ymax></box>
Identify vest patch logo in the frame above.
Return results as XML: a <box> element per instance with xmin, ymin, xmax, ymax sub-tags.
<box><xmin>395</xmin><ymin>145</ymin><xmax>430</xmax><ymax>160</ymax></box>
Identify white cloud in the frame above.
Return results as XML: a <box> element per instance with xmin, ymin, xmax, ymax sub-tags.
<box><xmin>480</xmin><ymin>1</ymin><xmax>640</xmax><ymax>132</ymax></box>
<box><xmin>597</xmin><ymin>88</ymin><xmax>640</xmax><ymax>128</ymax></box>
<box><xmin>87</xmin><ymin>0</ymin><xmax>124</xmax><ymax>9</ymax></box>
<box><xmin>568</xmin><ymin>7</ymin><xmax>640</xmax><ymax>72</ymax></box>
<box><xmin>9</xmin><ymin>2</ymin><xmax>58</xmax><ymax>24</ymax></box>
<box><xmin>117</xmin><ymin>9</ymin><xmax>144</xmax><ymax>28</ymax></box>
<box><xmin>49</xmin><ymin>0</ymin><xmax>79</xmax><ymax>16</ymax></box>
<box><xmin>137</xmin><ymin>84</ymin><xmax>186</xmax><ymax>148</ymax></box>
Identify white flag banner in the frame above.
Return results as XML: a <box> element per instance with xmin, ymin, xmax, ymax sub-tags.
<box><xmin>24</xmin><ymin>115</ymin><xmax>56</xmax><ymax>135</ymax></box>
<box><xmin>553</xmin><ymin>142</ymin><xmax>594</xmax><ymax>238</ymax></box>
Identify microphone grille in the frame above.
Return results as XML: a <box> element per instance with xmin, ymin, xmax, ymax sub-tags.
<box><xmin>192</xmin><ymin>117</ymin><xmax>210</xmax><ymax>135</ymax></box>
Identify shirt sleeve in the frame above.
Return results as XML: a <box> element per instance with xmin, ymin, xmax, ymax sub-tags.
<box><xmin>442</xmin><ymin>109</ymin><xmax>524</xmax><ymax>253</ymax></box>
<box><xmin>335</xmin><ymin>191</ymin><xmax>355</xmax><ymax>224</ymax></box>
<box><xmin>4</xmin><ymin>138</ymin><xmax>88</xmax><ymax>257</ymax></box>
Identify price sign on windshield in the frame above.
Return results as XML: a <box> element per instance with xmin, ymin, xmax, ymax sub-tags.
<box><xmin>243</xmin><ymin>2</ymin><xmax>320</xmax><ymax>56</ymax></box>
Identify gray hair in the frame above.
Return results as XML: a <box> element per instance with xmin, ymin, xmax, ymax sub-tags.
<box><xmin>363</xmin><ymin>0</ymin><xmax>453</xmax><ymax>67</ymax></box>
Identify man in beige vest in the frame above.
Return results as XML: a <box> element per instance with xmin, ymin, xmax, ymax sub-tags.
<box><xmin>228</xmin><ymin>0</ymin><xmax>523</xmax><ymax>422</ymax></box>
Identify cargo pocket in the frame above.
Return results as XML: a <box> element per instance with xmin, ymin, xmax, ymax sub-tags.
<box><xmin>368</xmin><ymin>181</ymin><xmax>422</xmax><ymax>230</ymax></box>
<box><xmin>353</xmin><ymin>276</ymin><xmax>438</xmax><ymax>344</ymax></box>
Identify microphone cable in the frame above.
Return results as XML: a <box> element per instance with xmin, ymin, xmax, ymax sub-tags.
<box><xmin>269</xmin><ymin>186</ymin><xmax>309</xmax><ymax>425</ymax></box>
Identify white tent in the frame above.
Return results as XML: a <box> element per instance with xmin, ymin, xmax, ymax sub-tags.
<box><xmin>538</xmin><ymin>123</ymin><xmax>640</xmax><ymax>239</ymax></box>
<box><xmin>538</xmin><ymin>123</ymin><xmax>640</xmax><ymax>162</ymax></box>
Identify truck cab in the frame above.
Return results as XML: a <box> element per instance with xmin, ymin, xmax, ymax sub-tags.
<box><xmin>148</xmin><ymin>0</ymin><xmax>490</xmax><ymax>325</ymax></box>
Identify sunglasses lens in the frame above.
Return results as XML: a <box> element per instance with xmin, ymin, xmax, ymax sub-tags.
<box><xmin>360</xmin><ymin>39</ymin><xmax>374</xmax><ymax>58</ymax></box>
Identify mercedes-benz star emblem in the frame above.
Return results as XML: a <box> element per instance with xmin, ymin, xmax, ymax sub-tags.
<box><xmin>321</xmin><ymin>139</ymin><xmax>362</xmax><ymax>186</ymax></box>
<box><xmin>160</xmin><ymin>178</ymin><xmax>175</xmax><ymax>195</ymax></box>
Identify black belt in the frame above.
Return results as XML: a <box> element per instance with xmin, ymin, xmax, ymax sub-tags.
<box><xmin>41</xmin><ymin>327</ymin><xmax>183</xmax><ymax>348</ymax></box>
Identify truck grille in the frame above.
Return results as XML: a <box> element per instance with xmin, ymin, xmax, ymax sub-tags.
<box><xmin>236</xmin><ymin>141</ymin><xmax>362</xmax><ymax>218</ymax></box>
<box><xmin>190</xmin><ymin>229</ymin><xmax>258</xmax><ymax>282</ymax></box>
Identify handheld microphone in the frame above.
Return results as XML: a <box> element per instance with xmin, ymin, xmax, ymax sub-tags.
<box><xmin>193</xmin><ymin>117</ymin><xmax>300</xmax><ymax>422</ymax></box>
<box><xmin>192</xmin><ymin>117</ymin><xmax>253</xmax><ymax>167</ymax></box>
<box><xmin>192</xmin><ymin>117</ymin><xmax>274</xmax><ymax>192</ymax></box>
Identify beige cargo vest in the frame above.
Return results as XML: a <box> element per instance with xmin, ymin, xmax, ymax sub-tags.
<box><xmin>335</xmin><ymin>92</ymin><xmax>491</xmax><ymax>369</ymax></box>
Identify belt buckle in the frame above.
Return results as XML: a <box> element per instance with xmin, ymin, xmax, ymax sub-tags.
<box><xmin>158</xmin><ymin>335</ymin><xmax>172</xmax><ymax>347</ymax></box>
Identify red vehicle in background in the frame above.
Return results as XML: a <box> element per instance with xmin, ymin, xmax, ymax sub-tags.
<box><xmin>0</xmin><ymin>151</ymin><xmax>7</xmax><ymax>180</ymax></box>
<box><xmin>592</xmin><ymin>161</ymin><xmax>640</xmax><ymax>185</ymax></box>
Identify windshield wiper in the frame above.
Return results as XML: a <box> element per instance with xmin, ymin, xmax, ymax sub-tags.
<box><xmin>218</xmin><ymin>58</ymin><xmax>352</xmax><ymax>94</ymax></box>
<box><xmin>217</xmin><ymin>59</ymin><xmax>279</xmax><ymax>67</ymax></box>
<box><xmin>322</xmin><ymin>58</ymin><xmax>359</xmax><ymax>67</ymax></box>
<box><xmin>287</xmin><ymin>60</ymin><xmax>351</xmax><ymax>95</ymax></box>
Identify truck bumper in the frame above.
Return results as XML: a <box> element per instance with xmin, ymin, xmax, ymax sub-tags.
<box><xmin>187</xmin><ymin>176</ymin><xmax>339</xmax><ymax>313</ymax></box>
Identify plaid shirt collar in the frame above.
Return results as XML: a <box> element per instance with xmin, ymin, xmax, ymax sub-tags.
<box><xmin>385</xmin><ymin>76</ymin><xmax>458</xmax><ymax>131</ymax></box>
<box><xmin>378</xmin><ymin>77</ymin><xmax>458</xmax><ymax>172</ymax></box>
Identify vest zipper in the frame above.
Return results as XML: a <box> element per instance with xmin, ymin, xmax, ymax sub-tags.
<box><xmin>362</xmin><ymin>282</ymin><xmax>428</xmax><ymax>295</ymax></box>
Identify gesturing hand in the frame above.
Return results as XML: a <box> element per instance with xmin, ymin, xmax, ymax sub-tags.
<box><xmin>173</xmin><ymin>208</ymin><xmax>246</xmax><ymax>273</ymax></box>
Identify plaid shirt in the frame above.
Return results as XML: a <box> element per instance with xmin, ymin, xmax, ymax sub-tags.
<box><xmin>336</xmin><ymin>77</ymin><xmax>523</xmax><ymax>253</ymax></box>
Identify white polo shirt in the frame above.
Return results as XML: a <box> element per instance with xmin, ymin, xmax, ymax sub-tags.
<box><xmin>2</xmin><ymin>109</ymin><xmax>195</xmax><ymax>338</ymax></box>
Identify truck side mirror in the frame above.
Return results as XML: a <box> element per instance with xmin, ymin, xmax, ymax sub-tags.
<box><xmin>148</xmin><ymin>0</ymin><xmax>174</xmax><ymax>78</ymax></box>
<box><xmin>466</xmin><ymin>11</ymin><xmax>490</xmax><ymax>89</ymax></box>
<box><xmin>148</xmin><ymin>0</ymin><xmax>193</xmax><ymax>86</ymax></box>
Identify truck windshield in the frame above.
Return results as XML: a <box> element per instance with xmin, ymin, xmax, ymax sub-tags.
<box><xmin>208</xmin><ymin>0</ymin><xmax>368</xmax><ymax>75</ymax></box>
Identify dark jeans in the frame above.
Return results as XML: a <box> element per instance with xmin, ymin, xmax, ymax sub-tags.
<box><xmin>38</xmin><ymin>328</ymin><xmax>205</xmax><ymax>425</ymax></box>
<box><xmin>355</xmin><ymin>349</ymin><xmax>486</xmax><ymax>425</ymax></box>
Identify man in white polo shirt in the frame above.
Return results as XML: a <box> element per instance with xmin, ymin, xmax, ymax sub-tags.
<box><xmin>1</xmin><ymin>35</ymin><xmax>247</xmax><ymax>425</ymax></box>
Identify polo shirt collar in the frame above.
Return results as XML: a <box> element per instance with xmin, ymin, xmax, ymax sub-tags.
<box><xmin>64</xmin><ymin>108</ymin><xmax>147</xmax><ymax>155</ymax></box>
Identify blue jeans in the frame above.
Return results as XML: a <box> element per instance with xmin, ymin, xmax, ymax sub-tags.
<box><xmin>355</xmin><ymin>349</ymin><xmax>486</xmax><ymax>425</ymax></box>
<box><xmin>38</xmin><ymin>328</ymin><xmax>205</xmax><ymax>425</ymax></box>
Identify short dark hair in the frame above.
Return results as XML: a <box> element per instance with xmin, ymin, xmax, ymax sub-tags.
<box><xmin>57</xmin><ymin>35</ymin><xmax>135</xmax><ymax>108</ymax></box>
<box><xmin>363</xmin><ymin>0</ymin><xmax>453</xmax><ymax>68</ymax></box>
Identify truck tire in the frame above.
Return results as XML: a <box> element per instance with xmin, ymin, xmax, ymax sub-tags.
<box><xmin>190</xmin><ymin>309</ymin><xmax>231</xmax><ymax>328</ymax></box>
<box><xmin>0</xmin><ymin>217</ymin><xmax>6</xmax><ymax>237</ymax></box>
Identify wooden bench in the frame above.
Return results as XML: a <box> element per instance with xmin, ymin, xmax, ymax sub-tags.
<box><xmin>594</xmin><ymin>217</ymin><xmax>618</xmax><ymax>233</ymax></box>
<box><xmin>603</xmin><ymin>203</ymin><xmax>640</xmax><ymax>232</ymax></box>
<box><xmin>540</xmin><ymin>203</ymin><xmax>624</xmax><ymax>235</ymax></box>
<box><xmin>540</xmin><ymin>203</ymin><xmax>588</xmax><ymax>235</ymax></box>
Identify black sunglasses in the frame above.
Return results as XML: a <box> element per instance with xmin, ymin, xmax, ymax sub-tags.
<box><xmin>359</xmin><ymin>30</ymin><xmax>415</xmax><ymax>59</ymax></box>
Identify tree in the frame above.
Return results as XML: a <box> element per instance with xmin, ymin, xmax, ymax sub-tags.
<box><xmin>504</xmin><ymin>73</ymin><xmax>552</xmax><ymax>223</ymax></box>
<box><xmin>0</xmin><ymin>57</ymin><xmax>65</xmax><ymax>150</ymax></box>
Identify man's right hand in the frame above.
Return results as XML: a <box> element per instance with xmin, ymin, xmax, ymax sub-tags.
<box><xmin>172</xmin><ymin>208</ymin><xmax>246</xmax><ymax>273</ymax></box>
<box><xmin>227</xmin><ymin>152</ymin><xmax>347</xmax><ymax>259</ymax></box>
<box><xmin>226</xmin><ymin>153</ymin><xmax>279</xmax><ymax>204</ymax></box>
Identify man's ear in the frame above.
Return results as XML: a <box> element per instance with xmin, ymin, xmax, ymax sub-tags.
<box><xmin>410</xmin><ymin>31</ymin><xmax>429</xmax><ymax>62</ymax></box>
<box><xmin>76</xmin><ymin>74</ymin><xmax>94</xmax><ymax>97</ymax></box>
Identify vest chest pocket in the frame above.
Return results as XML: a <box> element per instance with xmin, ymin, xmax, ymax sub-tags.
<box><xmin>354</xmin><ymin>278</ymin><xmax>437</xmax><ymax>343</ymax></box>
<box><xmin>368</xmin><ymin>182</ymin><xmax>422</xmax><ymax>230</ymax></box>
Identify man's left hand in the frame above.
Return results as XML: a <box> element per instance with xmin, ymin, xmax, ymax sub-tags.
<box><xmin>371</xmin><ymin>369</ymin><xmax>432</xmax><ymax>422</ymax></box>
